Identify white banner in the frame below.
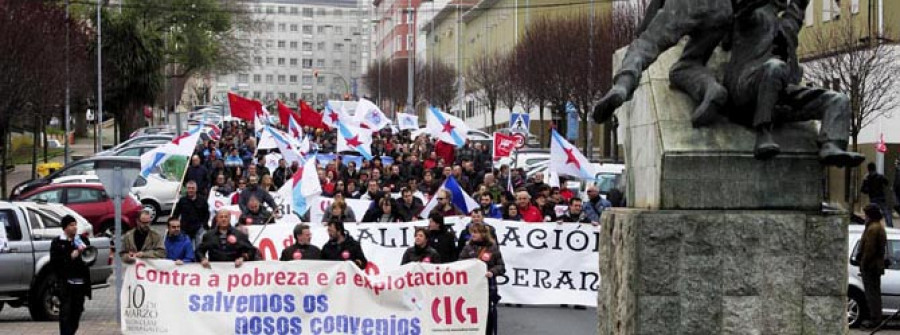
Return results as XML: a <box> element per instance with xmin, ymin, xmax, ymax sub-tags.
<box><xmin>249</xmin><ymin>220</ymin><xmax>600</xmax><ymax>307</ymax></box>
<box><xmin>121</xmin><ymin>260</ymin><xmax>488</xmax><ymax>335</ymax></box>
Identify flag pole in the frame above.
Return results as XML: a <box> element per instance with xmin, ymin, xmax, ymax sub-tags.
<box><xmin>169</xmin><ymin>155</ymin><xmax>193</xmax><ymax>217</ymax></box>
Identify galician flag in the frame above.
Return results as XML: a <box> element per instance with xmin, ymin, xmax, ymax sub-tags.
<box><xmin>264</xmin><ymin>126</ymin><xmax>303</xmax><ymax>166</ymax></box>
<box><xmin>139</xmin><ymin>125</ymin><xmax>202</xmax><ymax>178</ymax></box>
<box><xmin>398</xmin><ymin>113</ymin><xmax>419</xmax><ymax>131</ymax></box>
<box><xmin>550</xmin><ymin>129</ymin><xmax>599</xmax><ymax>180</ymax></box>
<box><xmin>288</xmin><ymin>115</ymin><xmax>304</xmax><ymax>141</ymax></box>
<box><xmin>354</xmin><ymin>98</ymin><xmax>390</xmax><ymax>131</ymax></box>
<box><xmin>426</xmin><ymin>107</ymin><xmax>470</xmax><ymax>148</ymax></box>
<box><xmin>322</xmin><ymin>102</ymin><xmax>355</xmax><ymax>129</ymax></box>
<box><xmin>277</xmin><ymin>155</ymin><xmax>321</xmax><ymax>217</ymax></box>
<box><xmin>336</xmin><ymin>122</ymin><xmax>374</xmax><ymax>160</ymax></box>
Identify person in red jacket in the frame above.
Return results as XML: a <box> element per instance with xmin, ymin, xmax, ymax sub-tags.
<box><xmin>434</xmin><ymin>140</ymin><xmax>455</xmax><ymax>167</ymax></box>
<box><xmin>515</xmin><ymin>191</ymin><xmax>543</xmax><ymax>223</ymax></box>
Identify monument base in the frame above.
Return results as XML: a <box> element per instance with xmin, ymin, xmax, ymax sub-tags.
<box><xmin>598</xmin><ymin>208</ymin><xmax>848</xmax><ymax>335</ymax></box>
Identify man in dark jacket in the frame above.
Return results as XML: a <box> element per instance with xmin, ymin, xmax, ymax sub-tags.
<box><xmin>321</xmin><ymin>220</ymin><xmax>368</xmax><ymax>269</ymax></box>
<box><xmin>51</xmin><ymin>215</ymin><xmax>92</xmax><ymax>335</ymax></box>
<box><xmin>184</xmin><ymin>155</ymin><xmax>210</xmax><ymax>196</ymax></box>
<box><xmin>457</xmin><ymin>209</ymin><xmax>497</xmax><ymax>253</ymax></box>
<box><xmin>859</xmin><ymin>204</ymin><xmax>888</xmax><ymax>329</ymax></box>
<box><xmin>396</xmin><ymin>188</ymin><xmax>424</xmax><ymax>221</ymax></box>
<box><xmin>172</xmin><ymin>181</ymin><xmax>210</xmax><ymax>249</ymax></box>
<box><xmin>894</xmin><ymin>158</ymin><xmax>900</xmax><ymax>217</ymax></box>
<box><xmin>559</xmin><ymin>198</ymin><xmax>592</xmax><ymax>223</ymax></box>
<box><xmin>272</xmin><ymin>159</ymin><xmax>290</xmax><ymax>189</ymax></box>
<box><xmin>239</xmin><ymin>175</ymin><xmax>278</xmax><ymax>214</ymax></box>
<box><xmin>281</xmin><ymin>224</ymin><xmax>321</xmax><ymax>261</ymax></box>
<box><xmin>427</xmin><ymin>212</ymin><xmax>458</xmax><ymax>263</ymax></box>
<box><xmin>862</xmin><ymin>162</ymin><xmax>893</xmax><ymax>227</ymax></box>
<box><xmin>198</xmin><ymin>210</ymin><xmax>254</xmax><ymax>268</ymax></box>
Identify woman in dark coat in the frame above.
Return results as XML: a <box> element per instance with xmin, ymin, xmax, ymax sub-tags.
<box><xmin>459</xmin><ymin>223</ymin><xmax>505</xmax><ymax>335</ymax></box>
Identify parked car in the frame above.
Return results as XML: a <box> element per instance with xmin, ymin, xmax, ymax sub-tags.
<box><xmin>16</xmin><ymin>183</ymin><xmax>141</xmax><ymax>237</ymax></box>
<box><xmin>9</xmin><ymin>156</ymin><xmax>141</xmax><ymax>199</ymax></box>
<box><xmin>494</xmin><ymin>149</ymin><xmax>550</xmax><ymax>170</ymax></box>
<box><xmin>0</xmin><ymin>201</ymin><xmax>113</xmax><ymax>320</ymax></box>
<box><xmin>52</xmin><ymin>172</ymin><xmax>178</xmax><ymax>223</ymax></box>
<box><xmin>95</xmin><ymin>134</ymin><xmax>174</xmax><ymax>156</ymax></box>
<box><xmin>15</xmin><ymin>201</ymin><xmax>95</xmax><ymax>238</ymax></box>
<box><xmin>848</xmin><ymin>225</ymin><xmax>900</xmax><ymax>328</ymax></box>
<box><xmin>129</xmin><ymin>126</ymin><xmax>176</xmax><ymax>138</ymax></box>
<box><xmin>105</xmin><ymin>143</ymin><xmax>169</xmax><ymax>157</ymax></box>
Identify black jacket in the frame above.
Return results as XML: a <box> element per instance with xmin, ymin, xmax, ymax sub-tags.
<box><xmin>457</xmin><ymin>224</ymin><xmax>497</xmax><ymax>254</ymax></box>
<box><xmin>185</xmin><ymin>165</ymin><xmax>211</xmax><ymax>192</ymax></box>
<box><xmin>401</xmin><ymin>245</ymin><xmax>442</xmax><ymax>265</ymax></box>
<box><xmin>862</xmin><ymin>172</ymin><xmax>890</xmax><ymax>202</ymax></box>
<box><xmin>321</xmin><ymin>236</ymin><xmax>368</xmax><ymax>269</ymax></box>
<box><xmin>272</xmin><ymin>167</ymin><xmax>290</xmax><ymax>189</ymax></box>
<box><xmin>280</xmin><ymin>243</ymin><xmax>322</xmax><ymax>261</ymax></box>
<box><xmin>172</xmin><ymin>196</ymin><xmax>211</xmax><ymax>235</ymax></box>
<box><xmin>50</xmin><ymin>235</ymin><xmax>92</xmax><ymax>298</ymax></box>
<box><xmin>459</xmin><ymin>240</ymin><xmax>506</xmax><ymax>281</ymax></box>
<box><xmin>196</xmin><ymin>227</ymin><xmax>254</xmax><ymax>262</ymax></box>
<box><xmin>396</xmin><ymin>198</ymin><xmax>424</xmax><ymax>221</ymax></box>
<box><xmin>428</xmin><ymin>229</ymin><xmax>458</xmax><ymax>263</ymax></box>
<box><xmin>559</xmin><ymin>211</ymin><xmax>591</xmax><ymax>223</ymax></box>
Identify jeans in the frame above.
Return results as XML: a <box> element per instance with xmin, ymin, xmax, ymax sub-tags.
<box><xmin>59</xmin><ymin>283</ymin><xmax>86</xmax><ymax>335</ymax></box>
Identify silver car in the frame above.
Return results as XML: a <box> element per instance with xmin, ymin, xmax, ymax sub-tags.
<box><xmin>848</xmin><ymin>224</ymin><xmax>900</xmax><ymax>327</ymax></box>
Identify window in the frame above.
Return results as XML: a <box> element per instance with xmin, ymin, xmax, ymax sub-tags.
<box><xmin>291</xmin><ymin>7</ymin><xmax>298</xmax><ymax>15</ymax></box>
<box><xmin>266</xmin><ymin>6</ymin><xmax>274</xmax><ymax>14</ymax></box>
<box><xmin>350</xmin><ymin>61</ymin><xmax>357</xmax><ymax>70</ymax></box>
<box><xmin>290</xmin><ymin>93</ymin><xmax>297</xmax><ymax>101</ymax></box>
<box><xmin>278</xmin><ymin>58</ymin><xmax>285</xmax><ymax>66</ymax></box>
<box><xmin>303</xmin><ymin>42</ymin><xmax>313</xmax><ymax>51</ymax></box>
<box><xmin>254</xmin><ymin>57</ymin><xmax>262</xmax><ymax>66</ymax></box>
<box><xmin>60</xmin><ymin>162</ymin><xmax>93</xmax><ymax>177</ymax></box>
<box><xmin>290</xmin><ymin>41</ymin><xmax>298</xmax><ymax>49</ymax></box>
<box><xmin>290</xmin><ymin>24</ymin><xmax>298</xmax><ymax>32</ymax></box>
<box><xmin>317</xmin><ymin>42</ymin><xmax>326</xmax><ymax>51</ymax></box>
<box><xmin>290</xmin><ymin>58</ymin><xmax>298</xmax><ymax>66</ymax></box>
<box><xmin>290</xmin><ymin>75</ymin><xmax>298</xmax><ymax>83</ymax></box>
<box><xmin>317</xmin><ymin>8</ymin><xmax>326</xmax><ymax>16</ymax></box>
<box><xmin>303</xmin><ymin>75</ymin><xmax>313</xmax><ymax>85</ymax></box>
<box><xmin>279</xmin><ymin>23</ymin><xmax>286</xmax><ymax>32</ymax></box>
<box><xmin>303</xmin><ymin>25</ymin><xmax>313</xmax><ymax>34</ymax></box>
<box><xmin>316</xmin><ymin>59</ymin><xmax>325</xmax><ymax>67</ymax></box>
<box><xmin>266</xmin><ymin>92</ymin><xmax>274</xmax><ymax>100</ymax></box>
<box><xmin>253</xmin><ymin>74</ymin><xmax>261</xmax><ymax>83</ymax></box>
<box><xmin>394</xmin><ymin>35</ymin><xmax>402</xmax><ymax>51</ymax></box>
<box><xmin>238</xmin><ymin>74</ymin><xmax>249</xmax><ymax>83</ymax></box>
<box><xmin>317</xmin><ymin>76</ymin><xmax>325</xmax><ymax>84</ymax></box>
<box><xmin>334</xmin><ymin>43</ymin><xmax>344</xmax><ymax>52</ymax></box>
<box><xmin>334</xmin><ymin>59</ymin><xmax>343</xmax><ymax>67</ymax></box>
<box><xmin>278</xmin><ymin>40</ymin><xmax>286</xmax><ymax>48</ymax></box>
<box><xmin>253</xmin><ymin>91</ymin><xmax>261</xmax><ymax>99</ymax></box>
<box><xmin>278</xmin><ymin>75</ymin><xmax>286</xmax><ymax>84</ymax></box>
<box><xmin>407</xmin><ymin>34</ymin><xmax>414</xmax><ymax>50</ymax></box>
<box><xmin>335</xmin><ymin>26</ymin><xmax>343</xmax><ymax>35</ymax></box>
<box><xmin>0</xmin><ymin>210</ymin><xmax>22</xmax><ymax>241</ymax></box>
<box><xmin>350</xmin><ymin>44</ymin><xmax>358</xmax><ymax>53</ymax></box>
<box><xmin>278</xmin><ymin>6</ymin><xmax>286</xmax><ymax>14</ymax></box>
<box><xmin>407</xmin><ymin>11</ymin><xmax>414</xmax><ymax>24</ymax></box>
<box><xmin>334</xmin><ymin>9</ymin><xmax>343</xmax><ymax>18</ymax></box>
<box><xmin>266</xmin><ymin>40</ymin><xmax>274</xmax><ymax>48</ymax></box>
<box><xmin>851</xmin><ymin>0</ymin><xmax>859</xmax><ymax>14</ymax></box>
<box><xmin>35</xmin><ymin>209</ymin><xmax>62</xmax><ymax>229</ymax></box>
<box><xmin>266</xmin><ymin>75</ymin><xmax>274</xmax><ymax>83</ymax></box>
<box><xmin>805</xmin><ymin>3</ymin><xmax>814</xmax><ymax>26</ymax></box>
<box><xmin>302</xmin><ymin>8</ymin><xmax>313</xmax><ymax>18</ymax></box>
<box><xmin>266</xmin><ymin>57</ymin><xmax>273</xmax><ymax>65</ymax></box>
<box><xmin>302</xmin><ymin>59</ymin><xmax>313</xmax><ymax>69</ymax></box>
<box><xmin>254</xmin><ymin>39</ymin><xmax>262</xmax><ymax>48</ymax></box>
<box><xmin>65</xmin><ymin>188</ymin><xmax>103</xmax><ymax>204</ymax></box>
<box><xmin>823</xmin><ymin>0</ymin><xmax>840</xmax><ymax>21</ymax></box>
<box><xmin>316</xmin><ymin>94</ymin><xmax>326</xmax><ymax>102</ymax></box>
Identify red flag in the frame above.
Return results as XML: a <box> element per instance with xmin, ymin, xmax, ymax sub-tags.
<box><xmin>493</xmin><ymin>132</ymin><xmax>516</xmax><ymax>161</ymax></box>
<box><xmin>276</xmin><ymin>100</ymin><xmax>298</xmax><ymax>127</ymax></box>
<box><xmin>297</xmin><ymin>100</ymin><xmax>328</xmax><ymax>130</ymax></box>
<box><xmin>877</xmin><ymin>133</ymin><xmax>887</xmax><ymax>153</ymax></box>
<box><xmin>227</xmin><ymin>92</ymin><xmax>262</xmax><ymax>122</ymax></box>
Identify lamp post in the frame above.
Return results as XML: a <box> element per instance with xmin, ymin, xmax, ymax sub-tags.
<box><xmin>404</xmin><ymin>5</ymin><xmax>415</xmax><ymax>115</ymax></box>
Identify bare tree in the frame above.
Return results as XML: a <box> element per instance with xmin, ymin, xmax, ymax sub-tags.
<box><xmin>498</xmin><ymin>52</ymin><xmax>518</xmax><ymax>122</ymax></box>
<box><xmin>468</xmin><ymin>52</ymin><xmax>506</xmax><ymax>129</ymax></box>
<box><xmin>417</xmin><ymin>59</ymin><xmax>457</xmax><ymax>112</ymax></box>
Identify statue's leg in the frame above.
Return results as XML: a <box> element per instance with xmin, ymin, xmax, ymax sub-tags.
<box><xmin>743</xmin><ymin>60</ymin><xmax>790</xmax><ymax>160</ymax></box>
<box><xmin>669</xmin><ymin>29</ymin><xmax>729</xmax><ymax>128</ymax></box>
<box><xmin>776</xmin><ymin>85</ymin><xmax>865</xmax><ymax>167</ymax></box>
<box><xmin>593</xmin><ymin>3</ymin><xmax>694</xmax><ymax>124</ymax></box>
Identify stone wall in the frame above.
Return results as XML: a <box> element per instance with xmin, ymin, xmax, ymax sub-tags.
<box><xmin>598</xmin><ymin>208</ymin><xmax>848</xmax><ymax>335</ymax></box>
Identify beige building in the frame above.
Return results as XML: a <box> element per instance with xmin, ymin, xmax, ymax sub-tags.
<box><xmin>423</xmin><ymin>0</ymin><xmax>614</xmax><ymax>157</ymax></box>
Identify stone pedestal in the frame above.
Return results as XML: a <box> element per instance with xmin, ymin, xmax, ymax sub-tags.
<box><xmin>598</xmin><ymin>45</ymin><xmax>848</xmax><ymax>334</ymax></box>
<box><xmin>598</xmin><ymin>209</ymin><xmax>848</xmax><ymax>335</ymax></box>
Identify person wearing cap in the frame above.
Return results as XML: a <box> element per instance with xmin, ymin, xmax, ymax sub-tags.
<box><xmin>198</xmin><ymin>210</ymin><xmax>254</xmax><ymax>268</ymax></box>
<box><xmin>50</xmin><ymin>215</ymin><xmax>92</xmax><ymax>335</ymax></box>
<box><xmin>859</xmin><ymin>203</ymin><xmax>888</xmax><ymax>329</ymax></box>
<box><xmin>281</xmin><ymin>224</ymin><xmax>321</xmax><ymax>261</ymax></box>
<box><xmin>427</xmin><ymin>212</ymin><xmax>458</xmax><ymax>263</ymax></box>
<box><xmin>321</xmin><ymin>220</ymin><xmax>368</xmax><ymax>269</ymax></box>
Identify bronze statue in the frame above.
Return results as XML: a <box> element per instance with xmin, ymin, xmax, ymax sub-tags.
<box><xmin>594</xmin><ymin>0</ymin><xmax>864</xmax><ymax>167</ymax></box>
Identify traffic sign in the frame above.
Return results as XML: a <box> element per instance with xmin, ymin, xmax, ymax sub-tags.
<box><xmin>509</xmin><ymin>113</ymin><xmax>530</xmax><ymax>134</ymax></box>
<box><xmin>512</xmin><ymin>133</ymin><xmax>527</xmax><ymax>149</ymax></box>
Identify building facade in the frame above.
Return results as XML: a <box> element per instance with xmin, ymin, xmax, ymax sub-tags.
<box><xmin>212</xmin><ymin>0</ymin><xmax>372</xmax><ymax>108</ymax></box>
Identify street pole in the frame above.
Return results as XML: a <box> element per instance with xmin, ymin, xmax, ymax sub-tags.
<box><xmin>456</xmin><ymin>3</ymin><xmax>463</xmax><ymax>118</ymax></box>
<box><xmin>587</xmin><ymin>0</ymin><xmax>594</xmax><ymax>159</ymax></box>
<box><xmin>112</xmin><ymin>167</ymin><xmax>123</xmax><ymax>324</ymax></box>
<box><xmin>64</xmin><ymin>0</ymin><xmax>70</xmax><ymax>164</ymax></box>
<box><xmin>406</xmin><ymin>6</ymin><xmax>415</xmax><ymax>115</ymax></box>
<box><xmin>96</xmin><ymin>1</ymin><xmax>103</xmax><ymax>152</ymax></box>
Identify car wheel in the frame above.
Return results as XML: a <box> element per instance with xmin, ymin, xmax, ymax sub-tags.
<box><xmin>141</xmin><ymin>200</ymin><xmax>161</xmax><ymax>223</ymax></box>
<box><xmin>848</xmin><ymin>291</ymin><xmax>867</xmax><ymax>328</ymax></box>
<box><xmin>29</xmin><ymin>272</ymin><xmax>60</xmax><ymax>321</ymax></box>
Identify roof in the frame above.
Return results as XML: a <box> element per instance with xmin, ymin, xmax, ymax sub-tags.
<box><xmin>461</xmin><ymin>0</ymin><xmax>501</xmax><ymax>23</ymax></box>
<box><xmin>421</xmin><ymin>0</ymin><xmax>478</xmax><ymax>34</ymax></box>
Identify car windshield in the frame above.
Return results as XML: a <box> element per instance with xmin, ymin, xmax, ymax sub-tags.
<box><xmin>594</xmin><ymin>173</ymin><xmax>621</xmax><ymax>193</ymax></box>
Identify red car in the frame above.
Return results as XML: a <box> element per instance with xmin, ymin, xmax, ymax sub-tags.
<box><xmin>16</xmin><ymin>183</ymin><xmax>141</xmax><ymax>236</ymax></box>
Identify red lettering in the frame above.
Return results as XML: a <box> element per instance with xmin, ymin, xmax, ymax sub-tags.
<box><xmin>317</xmin><ymin>273</ymin><xmax>328</xmax><ymax>285</ymax></box>
<box><xmin>257</xmin><ymin>238</ymin><xmax>277</xmax><ymax>260</ymax></box>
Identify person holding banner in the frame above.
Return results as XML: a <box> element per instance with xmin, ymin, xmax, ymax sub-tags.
<box><xmin>321</xmin><ymin>220</ymin><xmax>368</xmax><ymax>269</ymax></box>
<box><xmin>401</xmin><ymin>228</ymin><xmax>441</xmax><ymax>265</ymax></box>
<box><xmin>280</xmin><ymin>224</ymin><xmax>321</xmax><ymax>261</ymax></box>
<box><xmin>50</xmin><ymin>216</ymin><xmax>92</xmax><ymax>335</ymax></box>
<box><xmin>559</xmin><ymin>198</ymin><xmax>592</xmax><ymax>224</ymax></box>
<box><xmin>120</xmin><ymin>211</ymin><xmax>167</xmax><ymax>264</ymax></box>
<box><xmin>198</xmin><ymin>210</ymin><xmax>254</xmax><ymax>268</ymax></box>
<box><xmin>458</xmin><ymin>209</ymin><xmax>498</xmax><ymax>254</ymax></box>
<box><xmin>164</xmin><ymin>218</ymin><xmax>195</xmax><ymax>264</ymax></box>
<box><xmin>459</xmin><ymin>223</ymin><xmax>505</xmax><ymax>335</ymax></box>
<box><xmin>240</xmin><ymin>196</ymin><xmax>272</xmax><ymax>226</ymax></box>
<box><xmin>238</xmin><ymin>175</ymin><xmax>278</xmax><ymax>215</ymax></box>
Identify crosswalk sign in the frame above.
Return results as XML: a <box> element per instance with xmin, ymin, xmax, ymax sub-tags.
<box><xmin>509</xmin><ymin>113</ymin><xmax>530</xmax><ymax>134</ymax></box>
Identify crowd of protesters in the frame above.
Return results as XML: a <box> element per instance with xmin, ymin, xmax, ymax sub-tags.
<box><xmin>120</xmin><ymin>117</ymin><xmax>621</xmax><ymax>335</ymax></box>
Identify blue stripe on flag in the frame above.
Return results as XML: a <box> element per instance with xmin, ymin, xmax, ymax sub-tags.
<box><xmin>430</xmin><ymin>107</ymin><xmax>464</xmax><ymax>147</ymax></box>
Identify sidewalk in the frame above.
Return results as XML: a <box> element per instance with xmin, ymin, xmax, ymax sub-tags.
<box><xmin>3</xmin><ymin>139</ymin><xmax>98</xmax><ymax>196</ymax></box>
